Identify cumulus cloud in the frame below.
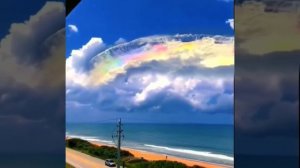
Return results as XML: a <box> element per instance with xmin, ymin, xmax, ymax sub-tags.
<box><xmin>0</xmin><ymin>1</ymin><xmax>65</xmax><ymax>154</ymax></box>
<box><xmin>126</xmin><ymin>69</ymin><xmax>233</xmax><ymax>112</ymax></box>
<box><xmin>67</xmin><ymin>66</ymin><xmax>233</xmax><ymax>123</ymax></box>
<box><xmin>226</xmin><ymin>19</ymin><xmax>234</xmax><ymax>29</ymax></box>
<box><xmin>66</xmin><ymin>34</ymin><xmax>234</xmax><ymax>123</ymax></box>
<box><xmin>0</xmin><ymin>1</ymin><xmax>65</xmax><ymax>90</ymax></box>
<box><xmin>66</xmin><ymin>37</ymin><xmax>105</xmax><ymax>87</ymax></box>
<box><xmin>134</xmin><ymin>75</ymin><xmax>171</xmax><ymax>103</ymax></box>
<box><xmin>68</xmin><ymin>24</ymin><xmax>78</xmax><ymax>33</ymax></box>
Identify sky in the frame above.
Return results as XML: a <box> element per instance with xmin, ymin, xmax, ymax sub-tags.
<box><xmin>0</xmin><ymin>0</ymin><xmax>43</xmax><ymax>38</ymax></box>
<box><xmin>66</xmin><ymin>0</ymin><xmax>234</xmax><ymax>56</ymax></box>
<box><xmin>66</xmin><ymin>0</ymin><xmax>234</xmax><ymax>124</ymax></box>
<box><xmin>0</xmin><ymin>0</ymin><xmax>64</xmax><ymax>39</ymax></box>
<box><xmin>0</xmin><ymin>0</ymin><xmax>65</xmax><ymax>160</ymax></box>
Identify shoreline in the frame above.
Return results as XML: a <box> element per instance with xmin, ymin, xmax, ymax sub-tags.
<box><xmin>88</xmin><ymin>140</ymin><xmax>231</xmax><ymax>168</ymax></box>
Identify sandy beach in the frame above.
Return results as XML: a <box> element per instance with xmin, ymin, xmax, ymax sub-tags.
<box><xmin>87</xmin><ymin>140</ymin><xmax>229</xmax><ymax>168</ymax></box>
<box><xmin>66</xmin><ymin>136</ymin><xmax>231</xmax><ymax>168</ymax></box>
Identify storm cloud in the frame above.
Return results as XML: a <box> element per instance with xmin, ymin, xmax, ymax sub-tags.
<box><xmin>0</xmin><ymin>1</ymin><xmax>65</xmax><ymax>156</ymax></box>
<box><xmin>235</xmin><ymin>0</ymin><xmax>299</xmax><ymax>157</ymax></box>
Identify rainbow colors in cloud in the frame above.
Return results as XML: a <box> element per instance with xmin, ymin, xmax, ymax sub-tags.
<box><xmin>88</xmin><ymin>35</ymin><xmax>233</xmax><ymax>87</ymax></box>
<box><xmin>68</xmin><ymin>35</ymin><xmax>234</xmax><ymax>87</ymax></box>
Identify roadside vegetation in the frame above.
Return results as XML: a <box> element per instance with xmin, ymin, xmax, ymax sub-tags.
<box><xmin>66</xmin><ymin>138</ymin><xmax>205</xmax><ymax>168</ymax></box>
<box><xmin>66</xmin><ymin>138</ymin><xmax>133</xmax><ymax>160</ymax></box>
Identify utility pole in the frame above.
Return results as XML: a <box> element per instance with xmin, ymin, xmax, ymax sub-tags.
<box><xmin>113</xmin><ymin>118</ymin><xmax>124</xmax><ymax>168</ymax></box>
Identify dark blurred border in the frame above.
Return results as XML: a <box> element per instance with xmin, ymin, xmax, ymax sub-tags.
<box><xmin>0</xmin><ymin>1</ymin><xmax>66</xmax><ymax>167</ymax></box>
<box><xmin>234</xmin><ymin>0</ymin><xmax>299</xmax><ymax>167</ymax></box>
<box><xmin>66</xmin><ymin>0</ymin><xmax>81</xmax><ymax>16</ymax></box>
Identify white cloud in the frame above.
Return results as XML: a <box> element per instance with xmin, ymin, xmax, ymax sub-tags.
<box><xmin>66</xmin><ymin>35</ymin><xmax>234</xmax><ymax>116</ymax></box>
<box><xmin>129</xmin><ymin>71</ymin><xmax>233</xmax><ymax>111</ymax></box>
<box><xmin>134</xmin><ymin>75</ymin><xmax>171</xmax><ymax>103</ymax></box>
<box><xmin>115</xmin><ymin>37</ymin><xmax>127</xmax><ymax>45</ymax></box>
<box><xmin>226</xmin><ymin>19</ymin><xmax>234</xmax><ymax>29</ymax></box>
<box><xmin>171</xmin><ymin>77</ymin><xmax>232</xmax><ymax>110</ymax></box>
<box><xmin>68</xmin><ymin>24</ymin><xmax>78</xmax><ymax>33</ymax></box>
<box><xmin>66</xmin><ymin>37</ymin><xmax>105</xmax><ymax>87</ymax></box>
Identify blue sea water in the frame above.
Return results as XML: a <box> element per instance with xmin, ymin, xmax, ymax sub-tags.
<box><xmin>66</xmin><ymin>123</ymin><xmax>233</xmax><ymax>166</ymax></box>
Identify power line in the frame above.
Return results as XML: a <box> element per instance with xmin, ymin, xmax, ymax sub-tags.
<box><xmin>112</xmin><ymin>118</ymin><xmax>124</xmax><ymax>168</ymax></box>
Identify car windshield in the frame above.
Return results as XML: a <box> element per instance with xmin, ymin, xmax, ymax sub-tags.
<box><xmin>107</xmin><ymin>159</ymin><xmax>114</xmax><ymax>162</ymax></box>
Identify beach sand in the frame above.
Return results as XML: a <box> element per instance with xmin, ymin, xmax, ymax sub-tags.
<box><xmin>89</xmin><ymin>140</ymin><xmax>230</xmax><ymax>168</ymax></box>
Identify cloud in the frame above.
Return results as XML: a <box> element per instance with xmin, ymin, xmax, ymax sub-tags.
<box><xmin>127</xmin><ymin>69</ymin><xmax>233</xmax><ymax>112</ymax></box>
<box><xmin>67</xmin><ymin>35</ymin><xmax>234</xmax><ymax>88</ymax></box>
<box><xmin>0</xmin><ymin>1</ymin><xmax>65</xmax><ymax>90</ymax></box>
<box><xmin>234</xmin><ymin>1</ymin><xmax>300</xmax><ymax>156</ymax></box>
<box><xmin>66</xmin><ymin>56</ymin><xmax>234</xmax><ymax>123</ymax></box>
<box><xmin>234</xmin><ymin>1</ymin><xmax>300</xmax><ymax>139</ymax></box>
<box><xmin>115</xmin><ymin>37</ymin><xmax>127</xmax><ymax>44</ymax></box>
<box><xmin>66</xmin><ymin>37</ymin><xmax>106</xmax><ymax>87</ymax></box>
<box><xmin>134</xmin><ymin>75</ymin><xmax>171</xmax><ymax>103</ymax></box>
<box><xmin>234</xmin><ymin>51</ymin><xmax>299</xmax><ymax>156</ymax></box>
<box><xmin>0</xmin><ymin>2</ymin><xmax>65</xmax><ymax>64</ymax></box>
<box><xmin>226</xmin><ymin>19</ymin><xmax>234</xmax><ymax>29</ymax></box>
<box><xmin>235</xmin><ymin>1</ymin><xmax>300</xmax><ymax>55</ymax></box>
<box><xmin>235</xmin><ymin>52</ymin><xmax>299</xmax><ymax>136</ymax></box>
<box><xmin>66</xmin><ymin>34</ymin><xmax>234</xmax><ymax>123</ymax></box>
<box><xmin>0</xmin><ymin>1</ymin><xmax>65</xmax><ymax>154</ymax></box>
<box><xmin>68</xmin><ymin>24</ymin><xmax>78</xmax><ymax>33</ymax></box>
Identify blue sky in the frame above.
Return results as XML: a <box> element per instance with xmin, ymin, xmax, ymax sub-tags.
<box><xmin>0</xmin><ymin>0</ymin><xmax>64</xmax><ymax>39</ymax></box>
<box><xmin>66</xmin><ymin>0</ymin><xmax>234</xmax><ymax>124</ymax></box>
<box><xmin>66</xmin><ymin>0</ymin><xmax>233</xmax><ymax>56</ymax></box>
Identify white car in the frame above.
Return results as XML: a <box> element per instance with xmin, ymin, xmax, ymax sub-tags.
<box><xmin>105</xmin><ymin>159</ymin><xmax>116</xmax><ymax>167</ymax></box>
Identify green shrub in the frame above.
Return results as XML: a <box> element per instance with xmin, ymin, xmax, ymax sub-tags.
<box><xmin>66</xmin><ymin>138</ymin><xmax>133</xmax><ymax>160</ymax></box>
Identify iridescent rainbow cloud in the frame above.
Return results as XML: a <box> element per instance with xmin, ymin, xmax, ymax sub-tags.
<box><xmin>87</xmin><ymin>34</ymin><xmax>234</xmax><ymax>87</ymax></box>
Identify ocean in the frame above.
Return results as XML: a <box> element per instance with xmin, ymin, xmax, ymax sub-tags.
<box><xmin>66</xmin><ymin>123</ymin><xmax>233</xmax><ymax>166</ymax></box>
